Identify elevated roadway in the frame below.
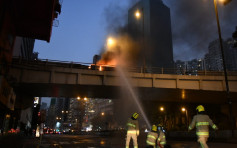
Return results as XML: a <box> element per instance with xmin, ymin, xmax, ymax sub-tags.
<box><xmin>7</xmin><ymin>58</ymin><xmax>237</xmax><ymax>104</ymax></box>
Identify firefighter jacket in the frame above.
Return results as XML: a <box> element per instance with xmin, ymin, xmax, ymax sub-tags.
<box><xmin>189</xmin><ymin>114</ymin><xmax>218</xmax><ymax>137</ymax></box>
<box><xmin>126</xmin><ymin>118</ymin><xmax>139</xmax><ymax>136</ymax></box>
<box><xmin>146</xmin><ymin>131</ymin><xmax>158</xmax><ymax>147</ymax></box>
<box><xmin>158</xmin><ymin>130</ymin><xmax>166</xmax><ymax>146</ymax></box>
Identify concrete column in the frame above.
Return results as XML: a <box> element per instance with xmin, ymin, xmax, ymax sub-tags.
<box><xmin>152</xmin><ymin>77</ymin><xmax>155</xmax><ymax>88</ymax></box>
<box><xmin>199</xmin><ymin>79</ymin><xmax>203</xmax><ymax>90</ymax></box>
<box><xmin>102</xmin><ymin>75</ymin><xmax>106</xmax><ymax>85</ymax></box>
<box><xmin>19</xmin><ymin>69</ymin><xmax>24</xmax><ymax>83</ymax></box>
<box><xmin>50</xmin><ymin>70</ymin><xmax>55</xmax><ymax>83</ymax></box>
<box><xmin>77</xmin><ymin>73</ymin><xmax>81</xmax><ymax>84</ymax></box>
<box><xmin>176</xmin><ymin>78</ymin><xmax>179</xmax><ymax>89</ymax></box>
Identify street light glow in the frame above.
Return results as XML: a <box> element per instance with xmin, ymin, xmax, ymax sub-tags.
<box><xmin>99</xmin><ymin>66</ymin><xmax>103</xmax><ymax>71</ymax></box>
<box><xmin>135</xmin><ymin>10</ymin><xmax>141</xmax><ymax>19</ymax></box>
<box><xmin>160</xmin><ymin>107</ymin><xmax>164</xmax><ymax>111</ymax></box>
<box><xmin>84</xmin><ymin>97</ymin><xmax>87</xmax><ymax>101</ymax></box>
<box><xmin>107</xmin><ymin>37</ymin><xmax>115</xmax><ymax>47</ymax></box>
<box><xmin>218</xmin><ymin>0</ymin><xmax>226</xmax><ymax>2</ymax></box>
<box><xmin>101</xmin><ymin>112</ymin><xmax>105</xmax><ymax>116</ymax></box>
<box><xmin>181</xmin><ymin>89</ymin><xmax>186</xmax><ymax>99</ymax></box>
<box><xmin>77</xmin><ymin>96</ymin><xmax>80</xmax><ymax>100</ymax></box>
<box><xmin>182</xmin><ymin>107</ymin><xmax>186</xmax><ymax>112</ymax></box>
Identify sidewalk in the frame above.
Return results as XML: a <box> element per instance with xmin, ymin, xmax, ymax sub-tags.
<box><xmin>0</xmin><ymin>134</ymin><xmax>39</xmax><ymax>148</ymax></box>
<box><xmin>166</xmin><ymin>130</ymin><xmax>237</xmax><ymax>144</ymax></box>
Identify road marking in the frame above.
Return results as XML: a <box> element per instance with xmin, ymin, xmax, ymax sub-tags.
<box><xmin>59</xmin><ymin>141</ymin><xmax>70</xmax><ymax>144</ymax></box>
<box><xmin>73</xmin><ymin>141</ymin><xmax>81</xmax><ymax>144</ymax></box>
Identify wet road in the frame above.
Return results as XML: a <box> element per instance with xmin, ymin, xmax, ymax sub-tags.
<box><xmin>1</xmin><ymin>133</ymin><xmax>237</xmax><ymax>148</ymax></box>
<box><xmin>34</xmin><ymin>134</ymin><xmax>237</xmax><ymax>148</ymax></box>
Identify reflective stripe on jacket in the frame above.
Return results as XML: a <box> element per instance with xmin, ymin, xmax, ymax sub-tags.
<box><xmin>126</xmin><ymin>118</ymin><xmax>139</xmax><ymax>135</ymax></box>
<box><xmin>158</xmin><ymin>130</ymin><xmax>166</xmax><ymax>145</ymax></box>
<box><xmin>146</xmin><ymin>131</ymin><xmax>158</xmax><ymax>146</ymax></box>
<box><xmin>189</xmin><ymin>114</ymin><xmax>218</xmax><ymax>136</ymax></box>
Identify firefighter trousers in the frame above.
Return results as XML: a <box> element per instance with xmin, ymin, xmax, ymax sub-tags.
<box><xmin>126</xmin><ymin>133</ymin><xmax>138</xmax><ymax>148</ymax></box>
<box><xmin>198</xmin><ymin>136</ymin><xmax>209</xmax><ymax>148</ymax></box>
<box><xmin>157</xmin><ymin>144</ymin><xmax>164</xmax><ymax>148</ymax></box>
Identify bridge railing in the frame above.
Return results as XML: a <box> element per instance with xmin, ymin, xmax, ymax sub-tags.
<box><xmin>11</xmin><ymin>57</ymin><xmax>237</xmax><ymax>76</ymax></box>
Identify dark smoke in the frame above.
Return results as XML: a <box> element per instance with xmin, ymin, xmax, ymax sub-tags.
<box><xmin>100</xmin><ymin>0</ymin><xmax>142</xmax><ymax>66</ymax></box>
<box><xmin>164</xmin><ymin>0</ymin><xmax>237</xmax><ymax>61</ymax></box>
<box><xmin>102</xmin><ymin>0</ymin><xmax>237</xmax><ymax>61</ymax></box>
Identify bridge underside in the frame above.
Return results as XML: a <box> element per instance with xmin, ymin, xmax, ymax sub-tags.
<box><xmin>13</xmin><ymin>83</ymin><xmax>237</xmax><ymax>104</ymax></box>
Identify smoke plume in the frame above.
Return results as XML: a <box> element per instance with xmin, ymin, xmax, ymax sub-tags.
<box><xmin>164</xmin><ymin>0</ymin><xmax>237</xmax><ymax>61</ymax></box>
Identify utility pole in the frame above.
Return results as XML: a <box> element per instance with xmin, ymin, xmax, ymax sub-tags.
<box><xmin>213</xmin><ymin>0</ymin><xmax>234</xmax><ymax>136</ymax></box>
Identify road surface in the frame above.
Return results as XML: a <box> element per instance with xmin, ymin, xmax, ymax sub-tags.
<box><xmin>1</xmin><ymin>133</ymin><xmax>237</xmax><ymax>148</ymax></box>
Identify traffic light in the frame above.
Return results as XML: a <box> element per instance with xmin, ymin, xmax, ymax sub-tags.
<box><xmin>224</xmin><ymin>0</ymin><xmax>232</xmax><ymax>6</ymax></box>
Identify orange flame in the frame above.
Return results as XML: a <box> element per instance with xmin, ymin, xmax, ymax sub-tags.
<box><xmin>96</xmin><ymin>58</ymin><xmax>117</xmax><ymax>67</ymax></box>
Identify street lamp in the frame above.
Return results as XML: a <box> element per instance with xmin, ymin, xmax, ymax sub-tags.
<box><xmin>77</xmin><ymin>96</ymin><xmax>81</xmax><ymax>100</ymax></box>
<box><xmin>135</xmin><ymin>10</ymin><xmax>141</xmax><ymax>19</ymax></box>
<box><xmin>107</xmin><ymin>37</ymin><xmax>115</xmax><ymax>48</ymax></box>
<box><xmin>181</xmin><ymin>107</ymin><xmax>188</xmax><ymax>129</ymax></box>
<box><xmin>213</xmin><ymin>0</ymin><xmax>233</xmax><ymax>134</ymax></box>
<box><xmin>160</xmin><ymin>107</ymin><xmax>164</xmax><ymax>112</ymax></box>
<box><xmin>135</xmin><ymin>9</ymin><xmax>146</xmax><ymax>73</ymax></box>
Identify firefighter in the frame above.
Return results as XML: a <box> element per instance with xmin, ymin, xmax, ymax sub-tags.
<box><xmin>125</xmin><ymin>112</ymin><xmax>139</xmax><ymax>148</ymax></box>
<box><xmin>146</xmin><ymin>125</ymin><xmax>159</xmax><ymax>148</ymax></box>
<box><xmin>157</xmin><ymin>124</ymin><xmax>166</xmax><ymax>148</ymax></box>
<box><xmin>188</xmin><ymin>105</ymin><xmax>218</xmax><ymax>148</ymax></box>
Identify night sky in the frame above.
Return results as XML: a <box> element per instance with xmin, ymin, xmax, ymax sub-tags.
<box><xmin>34</xmin><ymin>0</ymin><xmax>237</xmax><ymax>63</ymax></box>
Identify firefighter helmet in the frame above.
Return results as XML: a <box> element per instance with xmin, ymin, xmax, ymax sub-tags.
<box><xmin>157</xmin><ymin>124</ymin><xmax>163</xmax><ymax>127</ymax></box>
<box><xmin>196</xmin><ymin>105</ymin><xmax>205</xmax><ymax>112</ymax></box>
<box><xmin>152</xmin><ymin>125</ymin><xmax>157</xmax><ymax>131</ymax></box>
<box><xmin>132</xmin><ymin>112</ymin><xmax>139</xmax><ymax>119</ymax></box>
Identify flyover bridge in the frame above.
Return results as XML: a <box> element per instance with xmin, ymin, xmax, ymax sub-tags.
<box><xmin>7</xmin><ymin>58</ymin><xmax>237</xmax><ymax>104</ymax></box>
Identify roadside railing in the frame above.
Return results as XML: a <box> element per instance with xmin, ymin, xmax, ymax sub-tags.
<box><xmin>11</xmin><ymin>57</ymin><xmax>237</xmax><ymax>76</ymax></box>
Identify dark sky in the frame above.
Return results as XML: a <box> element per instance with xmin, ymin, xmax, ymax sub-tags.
<box><xmin>166</xmin><ymin>0</ymin><xmax>237</xmax><ymax>61</ymax></box>
<box><xmin>34</xmin><ymin>0</ymin><xmax>237</xmax><ymax>62</ymax></box>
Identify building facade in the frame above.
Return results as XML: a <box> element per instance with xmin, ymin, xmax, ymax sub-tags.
<box><xmin>13</xmin><ymin>37</ymin><xmax>35</xmax><ymax>59</ymax></box>
<box><xmin>128</xmin><ymin>0</ymin><xmax>174</xmax><ymax>68</ymax></box>
<box><xmin>175</xmin><ymin>59</ymin><xmax>204</xmax><ymax>75</ymax></box>
<box><xmin>205</xmin><ymin>39</ymin><xmax>237</xmax><ymax>71</ymax></box>
<box><xmin>0</xmin><ymin>0</ymin><xmax>61</xmax><ymax>132</ymax></box>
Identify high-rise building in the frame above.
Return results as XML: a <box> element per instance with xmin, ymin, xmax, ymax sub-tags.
<box><xmin>86</xmin><ymin>99</ymin><xmax>114</xmax><ymax>131</ymax></box>
<box><xmin>40</xmin><ymin>102</ymin><xmax>48</xmax><ymax>110</ymax></box>
<box><xmin>13</xmin><ymin>37</ymin><xmax>35</xmax><ymax>59</ymax></box>
<box><xmin>128</xmin><ymin>0</ymin><xmax>173</xmax><ymax>68</ymax></box>
<box><xmin>175</xmin><ymin>59</ymin><xmax>204</xmax><ymax>75</ymax></box>
<box><xmin>46</xmin><ymin>98</ymin><xmax>56</xmax><ymax>129</ymax></box>
<box><xmin>93</xmin><ymin>55</ymin><xmax>101</xmax><ymax>64</ymax></box>
<box><xmin>205</xmin><ymin>39</ymin><xmax>237</xmax><ymax>71</ymax></box>
<box><xmin>67</xmin><ymin>98</ymin><xmax>85</xmax><ymax>132</ymax></box>
<box><xmin>226</xmin><ymin>38</ymin><xmax>237</xmax><ymax>71</ymax></box>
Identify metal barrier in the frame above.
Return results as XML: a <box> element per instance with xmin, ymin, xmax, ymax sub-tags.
<box><xmin>11</xmin><ymin>57</ymin><xmax>237</xmax><ymax>76</ymax></box>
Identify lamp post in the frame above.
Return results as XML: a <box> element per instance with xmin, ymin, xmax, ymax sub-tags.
<box><xmin>159</xmin><ymin>106</ymin><xmax>165</xmax><ymax>125</ymax></box>
<box><xmin>135</xmin><ymin>9</ymin><xmax>146</xmax><ymax>73</ymax></box>
<box><xmin>213</xmin><ymin>0</ymin><xmax>234</xmax><ymax>135</ymax></box>
<box><xmin>76</xmin><ymin>96</ymin><xmax>87</xmax><ymax>132</ymax></box>
<box><xmin>181</xmin><ymin>107</ymin><xmax>188</xmax><ymax>129</ymax></box>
